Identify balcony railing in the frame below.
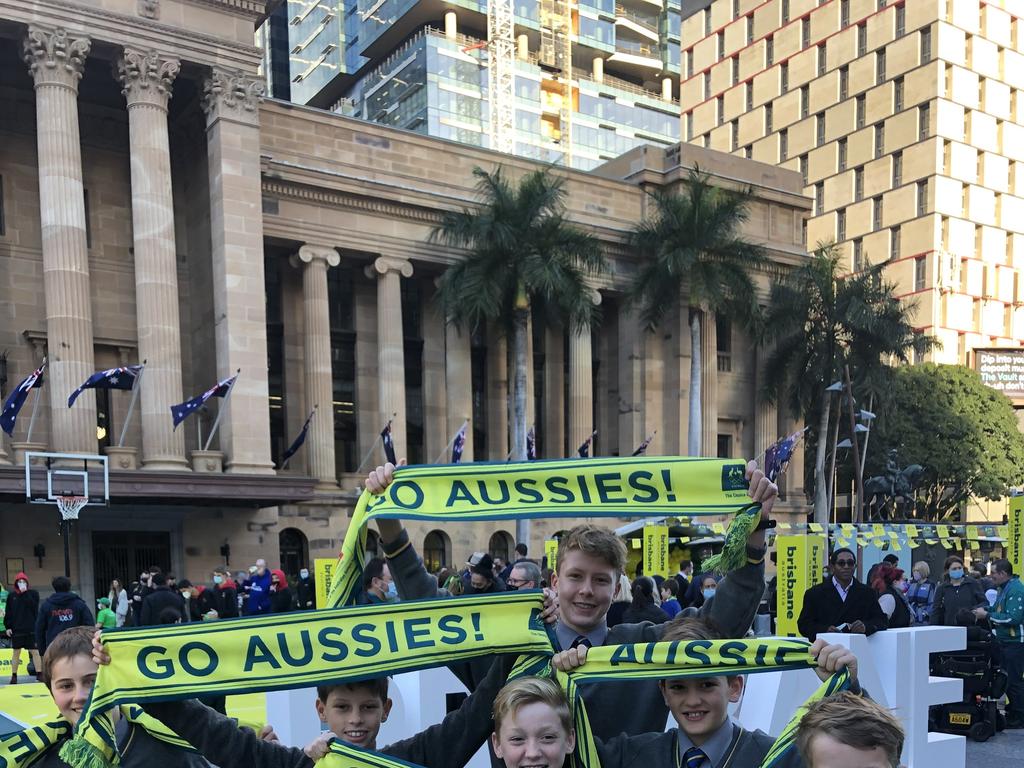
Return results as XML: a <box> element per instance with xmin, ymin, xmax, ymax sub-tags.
<box><xmin>614</xmin><ymin>4</ymin><xmax>659</xmax><ymax>32</ymax></box>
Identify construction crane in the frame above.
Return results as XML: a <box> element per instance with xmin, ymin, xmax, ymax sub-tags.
<box><xmin>487</xmin><ymin>0</ymin><xmax>516</xmax><ymax>155</ymax></box>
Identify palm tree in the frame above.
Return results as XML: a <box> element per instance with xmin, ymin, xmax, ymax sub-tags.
<box><xmin>629</xmin><ymin>167</ymin><xmax>766</xmax><ymax>456</ymax></box>
<box><xmin>761</xmin><ymin>243</ymin><xmax>932</xmax><ymax>526</ymax></box>
<box><xmin>432</xmin><ymin>166</ymin><xmax>605</xmax><ymax>539</ymax></box>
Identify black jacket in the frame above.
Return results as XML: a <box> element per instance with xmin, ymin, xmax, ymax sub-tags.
<box><xmin>930</xmin><ymin>576</ymin><xmax>987</xmax><ymax>626</ymax></box>
<box><xmin>4</xmin><ymin>588</ymin><xmax>39</xmax><ymax>635</ymax></box>
<box><xmin>797</xmin><ymin>578</ymin><xmax>888</xmax><ymax>641</ymax></box>
<box><xmin>35</xmin><ymin>591</ymin><xmax>93</xmax><ymax>652</ymax></box>
<box><xmin>598</xmin><ymin>723</ymin><xmax>799</xmax><ymax>768</ymax></box>
<box><xmin>139</xmin><ymin>586</ymin><xmax>186</xmax><ymax>626</ymax></box>
<box><xmin>212</xmin><ymin>581</ymin><xmax>239</xmax><ymax>619</ymax></box>
<box><xmin>621</xmin><ymin>603</ymin><xmax>670</xmax><ymax>625</ymax></box>
<box><xmin>269</xmin><ymin>587</ymin><xmax>294</xmax><ymax>613</ymax></box>
<box><xmin>295</xmin><ymin>577</ymin><xmax>315</xmax><ymax>610</ymax></box>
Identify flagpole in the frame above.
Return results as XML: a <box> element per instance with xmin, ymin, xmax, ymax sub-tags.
<box><xmin>25</xmin><ymin>359</ymin><xmax>46</xmax><ymax>444</ymax></box>
<box><xmin>433</xmin><ymin>419</ymin><xmax>468</xmax><ymax>464</ymax></box>
<box><xmin>354</xmin><ymin>433</ymin><xmax>382</xmax><ymax>475</ymax></box>
<box><xmin>281</xmin><ymin>406</ymin><xmax>317</xmax><ymax>471</ymax></box>
<box><xmin>118</xmin><ymin>361</ymin><xmax>146</xmax><ymax>447</ymax></box>
<box><xmin>203</xmin><ymin>369</ymin><xmax>240</xmax><ymax>452</ymax></box>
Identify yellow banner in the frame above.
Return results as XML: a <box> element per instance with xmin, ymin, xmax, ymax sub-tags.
<box><xmin>775</xmin><ymin>535</ymin><xmax>826</xmax><ymax>638</ymax></box>
<box><xmin>1009</xmin><ymin>496</ymin><xmax>1024</xmax><ymax>577</ymax></box>
<box><xmin>642</xmin><ymin>524</ymin><xmax>670</xmax><ymax>579</ymax></box>
<box><xmin>314</xmin><ymin>557</ymin><xmax>336</xmax><ymax>612</ymax></box>
<box><xmin>544</xmin><ymin>539</ymin><xmax>559</xmax><ymax>571</ymax></box>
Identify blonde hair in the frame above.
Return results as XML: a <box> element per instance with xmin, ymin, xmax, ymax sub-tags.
<box><xmin>913</xmin><ymin>561</ymin><xmax>930</xmax><ymax>579</ymax></box>
<box><xmin>612</xmin><ymin>574</ymin><xmax>632</xmax><ymax>603</ymax></box>
<box><xmin>492</xmin><ymin>676</ymin><xmax>573</xmax><ymax>737</ymax></box>
<box><xmin>556</xmin><ymin>525</ymin><xmax>627</xmax><ymax>575</ymax></box>
<box><xmin>795</xmin><ymin>692</ymin><xmax>904</xmax><ymax>768</ymax></box>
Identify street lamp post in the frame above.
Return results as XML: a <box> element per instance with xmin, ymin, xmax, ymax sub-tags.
<box><xmin>843</xmin><ymin>365</ymin><xmax>866</xmax><ymax>523</ymax></box>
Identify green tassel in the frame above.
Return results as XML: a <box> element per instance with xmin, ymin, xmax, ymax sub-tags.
<box><xmin>59</xmin><ymin>736</ymin><xmax>117</xmax><ymax>768</ymax></box>
<box><xmin>701</xmin><ymin>506</ymin><xmax>761</xmax><ymax>575</ymax></box>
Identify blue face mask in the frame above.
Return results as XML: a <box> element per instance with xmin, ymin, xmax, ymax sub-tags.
<box><xmin>949</xmin><ymin>568</ymin><xmax>964</xmax><ymax>580</ymax></box>
<box><xmin>213</xmin><ymin>575</ymin><xmax>223</xmax><ymax>585</ymax></box>
<box><xmin>386</xmin><ymin>581</ymin><xmax>398</xmax><ymax>601</ymax></box>
<box><xmin>703</xmin><ymin>588</ymin><xmax>716</xmax><ymax>601</ymax></box>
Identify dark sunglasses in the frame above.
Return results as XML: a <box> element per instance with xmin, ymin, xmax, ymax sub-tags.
<box><xmin>834</xmin><ymin>559</ymin><xmax>856</xmax><ymax>567</ymax></box>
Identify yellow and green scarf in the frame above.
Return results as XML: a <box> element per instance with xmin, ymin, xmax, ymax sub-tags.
<box><xmin>328</xmin><ymin>457</ymin><xmax>760</xmax><ymax>606</ymax></box>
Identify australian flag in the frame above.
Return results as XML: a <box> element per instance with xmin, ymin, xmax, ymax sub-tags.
<box><xmin>577</xmin><ymin>430</ymin><xmax>596</xmax><ymax>458</ymax></box>
<box><xmin>0</xmin><ymin>363</ymin><xmax>45</xmax><ymax>436</ymax></box>
<box><xmin>281</xmin><ymin>409</ymin><xmax>315</xmax><ymax>465</ymax></box>
<box><xmin>764</xmin><ymin>428</ymin><xmax>806</xmax><ymax>482</ymax></box>
<box><xmin>451</xmin><ymin>423</ymin><xmax>466</xmax><ymax>464</ymax></box>
<box><xmin>526</xmin><ymin>426</ymin><xmax>536</xmax><ymax>461</ymax></box>
<box><xmin>171</xmin><ymin>373</ymin><xmax>237</xmax><ymax>429</ymax></box>
<box><xmin>631</xmin><ymin>430</ymin><xmax>656</xmax><ymax>456</ymax></box>
<box><xmin>381</xmin><ymin>421</ymin><xmax>398</xmax><ymax>464</ymax></box>
<box><xmin>68</xmin><ymin>365</ymin><xmax>143</xmax><ymax>408</ymax></box>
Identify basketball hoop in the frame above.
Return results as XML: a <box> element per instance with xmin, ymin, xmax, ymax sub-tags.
<box><xmin>56</xmin><ymin>495</ymin><xmax>88</xmax><ymax>522</ymax></box>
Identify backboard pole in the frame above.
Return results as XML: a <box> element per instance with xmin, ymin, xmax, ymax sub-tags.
<box><xmin>62</xmin><ymin>518</ymin><xmax>71</xmax><ymax>577</ymax></box>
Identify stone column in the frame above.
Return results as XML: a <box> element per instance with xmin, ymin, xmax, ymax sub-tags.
<box><xmin>617</xmin><ymin>305</ymin><xmax>643</xmax><ymax>457</ymax></box>
<box><xmin>543</xmin><ymin>325</ymin><xmax>565</xmax><ymax>458</ymax></box>
<box><xmin>568</xmin><ymin>290</ymin><xmax>600</xmax><ymax>453</ymax></box>
<box><xmin>753</xmin><ymin>342</ymin><xmax>778</xmax><ymax>454</ymax></box>
<box><xmin>445</xmin><ymin>324</ymin><xmax>473</xmax><ymax>462</ymax></box>
<box><xmin>201</xmin><ymin>67</ymin><xmax>274</xmax><ymax>473</ymax></box>
<box><xmin>23</xmin><ymin>26</ymin><xmax>96</xmax><ymax>453</ymax></box>
<box><xmin>366</xmin><ymin>256</ymin><xmax>412</xmax><ymax>456</ymax></box>
<box><xmin>295</xmin><ymin>244</ymin><xmax>339</xmax><ymax>488</ymax></box>
<box><xmin>116</xmin><ymin>48</ymin><xmax>188</xmax><ymax>470</ymax></box>
<box><xmin>700</xmin><ymin>309</ymin><xmax>718</xmax><ymax>456</ymax></box>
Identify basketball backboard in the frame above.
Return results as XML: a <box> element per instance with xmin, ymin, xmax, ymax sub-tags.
<box><xmin>24</xmin><ymin>452</ymin><xmax>109</xmax><ymax>506</ymax></box>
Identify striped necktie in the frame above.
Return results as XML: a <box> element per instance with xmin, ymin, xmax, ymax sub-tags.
<box><xmin>682</xmin><ymin>746</ymin><xmax>708</xmax><ymax>768</ymax></box>
<box><xmin>571</xmin><ymin>635</ymin><xmax>593</xmax><ymax>649</ymax></box>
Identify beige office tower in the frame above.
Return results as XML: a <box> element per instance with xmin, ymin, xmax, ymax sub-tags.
<box><xmin>679</xmin><ymin>0</ymin><xmax>1024</xmax><ymax>364</ymax></box>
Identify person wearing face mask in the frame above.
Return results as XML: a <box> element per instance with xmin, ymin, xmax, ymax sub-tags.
<box><xmin>269</xmin><ymin>569</ymin><xmax>294</xmax><ymax>613</ymax></box>
<box><xmin>203</xmin><ymin>566</ymin><xmax>239</xmax><ymax>620</ymax></box>
<box><xmin>296</xmin><ymin>567</ymin><xmax>315</xmax><ymax>610</ymax></box>
<box><xmin>361</xmin><ymin>557</ymin><xmax>397</xmax><ymax>604</ymax></box>
<box><xmin>469</xmin><ymin>554</ymin><xmax>505</xmax><ymax>594</ymax></box>
<box><xmin>905</xmin><ymin>561</ymin><xmax>936</xmax><ymax>625</ymax></box>
<box><xmin>138</xmin><ymin>571</ymin><xmax>185</xmax><ymax>627</ymax></box>
<box><xmin>505</xmin><ymin>561</ymin><xmax>541</xmax><ymax>592</ymax></box>
<box><xmin>245</xmin><ymin>559</ymin><xmax>272</xmax><ymax>616</ymax></box>
<box><xmin>4</xmin><ymin>572</ymin><xmax>40</xmax><ymax>684</ymax></box>
<box><xmin>930</xmin><ymin>555</ymin><xmax>987</xmax><ymax>626</ymax></box>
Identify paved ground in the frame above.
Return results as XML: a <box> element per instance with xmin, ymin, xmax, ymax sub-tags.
<box><xmin>965</xmin><ymin>723</ymin><xmax>1024</xmax><ymax>761</ymax></box>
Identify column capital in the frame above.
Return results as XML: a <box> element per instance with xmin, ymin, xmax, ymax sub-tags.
<box><xmin>23</xmin><ymin>26</ymin><xmax>91</xmax><ymax>89</ymax></box>
<box><xmin>365</xmin><ymin>256</ymin><xmax>413</xmax><ymax>279</ymax></box>
<box><xmin>201</xmin><ymin>67</ymin><xmax>264</xmax><ymax>127</ymax></box>
<box><xmin>116</xmin><ymin>48</ymin><xmax>180</xmax><ymax>109</ymax></box>
<box><xmin>295</xmin><ymin>244</ymin><xmax>341</xmax><ymax>269</ymax></box>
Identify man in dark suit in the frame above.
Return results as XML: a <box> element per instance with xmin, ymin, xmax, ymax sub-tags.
<box><xmin>798</xmin><ymin>547</ymin><xmax>888</xmax><ymax>641</ymax></box>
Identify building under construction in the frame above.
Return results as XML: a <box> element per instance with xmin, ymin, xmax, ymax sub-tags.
<box><xmin>272</xmin><ymin>0</ymin><xmax>683</xmax><ymax>169</ymax></box>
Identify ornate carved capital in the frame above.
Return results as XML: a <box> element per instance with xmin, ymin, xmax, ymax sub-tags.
<box><xmin>138</xmin><ymin>0</ymin><xmax>160</xmax><ymax>19</ymax></box>
<box><xmin>201</xmin><ymin>67</ymin><xmax>265</xmax><ymax>127</ymax></box>
<box><xmin>365</xmin><ymin>256</ymin><xmax>414</xmax><ymax>280</ymax></box>
<box><xmin>293</xmin><ymin>244</ymin><xmax>341</xmax><ymax>269</ymax></box>
<box><xmin>23</xmin><ymin>26</ymin><xmax>91</xmax><ymax>89</ymax></box>
<box><xmin>116</xmin><ymin>48</ymin><xmax>180</xmax><ymax>109</ymax></box>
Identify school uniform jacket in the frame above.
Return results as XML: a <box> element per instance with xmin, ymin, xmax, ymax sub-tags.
<box><xmin>598</xmin><ymin>724</ymin><xmax>801</xmax><ymax>768</ymax></box>
<box><xmin>796</xmin><ymin>579</ymin><xmax>888</xmax><ymax>641</ymax></box>
<box><xmin>141</xmin><ymin>651</ymin><xmax>515</xmax><ymax>768</ymax></box>
<box><xmin>32</xmin><ymin>717</ymin><xmax>209</xmax><ymax>768</ymax></box>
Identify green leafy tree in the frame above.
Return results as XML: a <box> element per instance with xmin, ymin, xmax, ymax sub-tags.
<box><xmin>629</xmin><ymin>167</ymin><xmax>766</xmax><ymax>456</ymax></box>
<box><xmin>863</xmin><ymin>364</ymin><xmax>1024</xmax><ymax>521</ymax></box>
<box><xmin>432</xmin><ymin>166</ymin><xmax>605</xmax><ymax>538</ymax></box>
<box><xmin>761</xmin><ymin>244</ymin><xmax>931</xmax><ymax>525</ymax></box>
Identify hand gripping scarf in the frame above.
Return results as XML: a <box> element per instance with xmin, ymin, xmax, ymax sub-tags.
<box><xmin>328</xmin><ymin>457</ymin><xmax>761</xmax><ymax>606</ymax></box>
<box><xmin>58</xmin><ymin>592</ymin><xmax>552</xmax><ymax>768</ymax></box>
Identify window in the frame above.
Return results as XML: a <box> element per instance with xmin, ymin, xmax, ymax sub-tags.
<box><xmin>718</xmin><ymin>32</ymin><xmax>725</xmax><ymax>59</ymax></box>
<box><xmin>874</xmin><ymin>122</ymin><xmax>885</xmax><ymax>157</ymax></box>
<box><xmin>746</xmin><ymin>82</ymin><xmax>753</xmax><ymax>110</ymax></box>
<box><xmin>782</xmin><ymin>0</ymin><xmax>790</xmax><ymax>23</ymax></box>
<box><xmin>704</xmin><ymin>71</ymin><xmax>711</xmax><ymax>99</ymax></box>
<box><xmin>856</xmin><ymin>94</ymin><xmax>865</xmax><ymax>128</ymax></box>
<box><xmin>892</xmin><ymin>151</ymin><xmax>902</xmax><ymax>185</ymax></box>
<box><xmin>781</xmin><ymin>62</ymin><xmax>789</xmax><ymax>93</ymax></box>
<box><xmin>841</xmin><ymin>0</ymin><xmax>850</xmax><ymax>28</ymax></box>
<box><xmin>802</xmin><ymin>219</ymin><xmax>808</xmax><ymax>245</ymax></box>
<box><xmin>839</xmin><ymin>65</ymin><xmax>849</xmax><ymax>100</ymax></box>
<box><xmin>873</xmin><ymin>195</ymin><xmax>883</xmax><ymax>229</ymax></box>
<box><xmin>717</xmin><ymin>95</ymin><xmax>725</xmax><ymax>123</ymax></box>
<box><xmin>716</xmin><ymin>316</ymin><xmax>732</xmax><ymax>372</ymax></box>
<box><xmin>731</xmin><ymin>118</ymin><xmax>739</xmax><ymax>150</ymax></box>
<box><xmin>705</xmin><ymin>8</ymin><xmax>711</xmax><ymax>36</ymax></box>
<box><xmin>766</xmin><ymin>102</ymin><xmax>773</xmax><ymax>132</ymax></box>
<box><xmin>816</xmin><ymin>112</ymin><xmax>825</xmax><ymax>146</ymax></box>
<box><xmin>876</xmin><ymin>48</ymin><xmax>886</xmax><ymax>84</ymax></box>
<box><xmin>745</xmin><ymin>145</ymin><xmax>752</xmax><ymax>159</ymax></box>
<box><xmin>717</xmin><ymin>434</ymin><xmax>733</xmax><ymax>458</ymax></box>
<box><xmin>0</xmin><ymin>175</ymin><xmax>4</xmax><ymax>237</ymax></box>
<box><xmin>857</xmin><ymin>22</ymin><xmax>867</xmax><ymax>56</ymax></box>
<box><xmin>801</xmin><ymin>84</ymin><xmax>810</xmax><ymax>117</ymax></box>
<box><xmin>917</xmin><ymin>179</ymin><xmax>928</xmax><ymax>216</ymax></box>
<box><xmin>914</xmin><ymin>255</ymin><xmax>927</xmax><ymax>292</ymax></box>
<box><xmin>853</xmin><ymin>238</ymin><xmax>864</xmax><ymax>271</ymax></box>
<box><xmin>894</xmin><ymin>227</ymin><xmax>904</xmax><ymax>262</ymax></box>
<box><xmin>423</xmin><ymin>530</ymin><xmax>451</xmax><ymax>573</ymax></box>
<box><xmin>818</xmin><ymin>43</ymin><xmax>826</xmax><ymax>75</ymax></box>
<box><xmin>838</xmin><ymin>137</ymin><xmax>848</xmax><ymax>170</ymax></box>
<box><xmin>802</xmin><ymin>17</ymin><xmax>810</xmax><ymax>48</ymax></box>
<box><xmin>747</xmin><ymin>15</ymin><xmax>754</xmax><ymax>45</ymax></box>
<box><xmin>919</xmin><ymin>102</ymin><xmax>930</xmax><ymax>139</ymax></box>
<box><xmin>800</xmin><ymin>154</ymin><xmax>809</xmax><ymax>185</ymax></box>
<box><xmin>855</xmin><ymin>166</ymin><xmax>864</xmax><ymax>200</ymax></box>
<box><xmin>921</xmin><ymin>27</ymin><xmax>932</xmax><ymax>63</ymax></box>
<box><xmin>83</xmin><ymin>188</ymin><xmax>92</xmax><ymax>248</ymax></box>
<box><xmin>896</xmin><ymin>4</ymin><xmax>906</xmax><ymax>38</ymax></box>
<box><xmin>815</xmin><ymin>182</ymin><xmax>825</xmax><ymax>213</ymax></box>
<box><xmin>733</xmin><ymin>0</ymin><xmax>740</xmax><ymax>17</ymax></box>
<box><xmin>686</xmin><ymin>111</ymin><xmax>693</xmax><ymax>141</ymax></box>
<box><xmin>780</xmin><ymin>128</ymin><xmax>788</xmax><ymax>160</ymax></box>
<box><xmin>686</xmin><ymin>49</ymin><xmax>694</xmax><ymax>78</ymax></box>
<box><xmin>894</xmin><ymin>76</ymin><xmax>904</xmax><ymax>111</ymax></box>
<box><xmin>837</xmin><ymin>208</ymin><xmax>847</xmax><ymax>241</ymax></box>
<box><xmin>732</xmin><ymin>55</ymin><xmax>739</xmax><ymax>86</ymax></box>
<box><xmin>766</xmin><ymin>36</ymin><xmax>774</xmax><ymax>65</ymax></box>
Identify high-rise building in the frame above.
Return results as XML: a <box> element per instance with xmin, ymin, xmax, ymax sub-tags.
<box><xmin>276</xmin><ymin>0</ymin><xmax>685</xmax><ymax>169</ymax></box>
<box><xmin>680</xmin><ymin>0</ymin><xmax>1024</xmax><ymax>365</ymax></box>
